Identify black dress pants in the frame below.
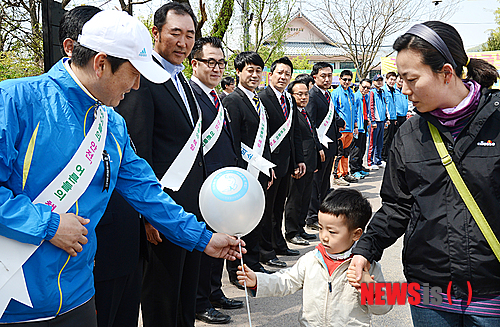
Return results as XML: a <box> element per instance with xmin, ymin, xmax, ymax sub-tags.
<box><xmin>259</xmin><ymin>174</ymin><xmax>290</xmax><ymax>262</ymax></box>
<box><xmin>95</xmin><ymin>258</ymin><xmax>143</xmax><ymax>327</ymax></box>
<box><xmin>306</xmin><ymin>156</ymin><xmax>334</xmax><ymax>225</ymax></box>
<box><xmin>285</xmin><ymin>171</ymin><xmax>314</xmax><ymax>239</ymax></box>
<box><xmin>141</xmin><ymin>238</ymin><xmax>202</xmax><ymax>327</ymax></box>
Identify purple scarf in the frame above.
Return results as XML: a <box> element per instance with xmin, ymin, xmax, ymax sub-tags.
<box><xmin>429</xmin><ymin>80</ymin><xmax>481</xmax><ymax>127</ymax></box>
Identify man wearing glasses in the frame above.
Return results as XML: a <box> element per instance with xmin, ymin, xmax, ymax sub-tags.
<box><xmin>189</xmin><ymin>36</ymin><xmax>242</xmax><ymax>324</ymax></box>
<box><xmin>116</xmin><ymin>3</ymin><xmax>206</xmax><ymax>326</ymax></box>
<box><xmin>350</xmin><ymin>78</ymin><xmax>372</xmax><ymax>179</ymax></box>
<box><xmin>332</xmin><ymin>70</ymin><xmax>358</xmax><ymax>186</ymax></box>
<box><xmin>284</xmin><ymin>80</ymin><xmax>322</xmax><ymax>247</ymax></box>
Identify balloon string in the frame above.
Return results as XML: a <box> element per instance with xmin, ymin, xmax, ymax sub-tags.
<box><xmin>238</xmin><ymin>234</ymin><xmax>252</xmax><ymax>327</ymax></box>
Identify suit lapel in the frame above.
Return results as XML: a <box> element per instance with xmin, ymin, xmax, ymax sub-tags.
<box><xmin>265</xmin><ymin>87</ymin><xmax>286</xmax><ymax>123</ymax></box>
<box><xmin>236</xmin><ymin>88</ymin><xmax>259</xmax><ymax>120</ymax></box>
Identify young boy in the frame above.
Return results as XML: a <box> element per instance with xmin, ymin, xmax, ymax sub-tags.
<box><xmin>237</xmin><ymin>188</ymin><xmax>392</xmax><ymax>326</ymax></box>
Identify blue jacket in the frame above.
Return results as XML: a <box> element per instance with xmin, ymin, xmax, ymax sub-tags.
<box><xmin>0</xmin><ymin>59</ymin><xmax>211</xmax><ymax>323</ymax></box>
<box><xmin>332</xmin><ymin>86</ymin><xmax>357</xmax><ymax>133</ymax></box>
<box><xmin>354</xmin><ymin>91</ymin><xmax>370</xmax><ymax>134</ymax></box>
<box><xmin>383</xmin><ymin>85</ymin><xmax>397</xmax><ymax>120</ymax></box>
<box><xmin>369</xmin><ymin>88</ymin><xmax>386</xmax><ymax>122</ymax></box>
<box><xmin>395</xmin><ymin>87</ymin><xmax>409</xmax><ymax>117</ymax></box>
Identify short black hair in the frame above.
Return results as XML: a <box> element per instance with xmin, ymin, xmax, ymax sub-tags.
<box><xmin>71</xmin><ymin>43</ymin><xmax>127</xmax><ymax>74</ymax></box>
<box><xmin>190</xmin><ymin>36</ymin><xmax>223</xmax><ymax>60</ymax></box>
<box><xmin>360</xmin><ymin>78</ymin><xmax>372</xmax><ymax>85</ymax></box>
<box><xmin>288</xmin><ymin>80</ymin><xmax>308</xmax><ymax>94</ymax></box>
<box><xmin>295</xmin><ymin>73</ymin><xmax>314</xmax><ymax>88</ymax></box>
<box><xmin>386</xmin><ymin>71</ymin><xmax>397</xmax><ymax>79</ymax></box>
<box><xmin>311</xmin><ymin>62</ymin><xmax>333</xmax><ymax>76</ymax></box>
<box><xmin>221</xmin><ymin>76</ymin><xmax>235</xmax><ymax>90</ymax></box>
<box><xmin>340</xmin><ymin>69</ymin><xmax>353</xmax><ymax>78</ymax></box>
<box><xmin>319</xmin><ymin>188</ymin><xmax>372</xmax><ymax>231</ymax></box>
<box><xmin>58</xmin><ymin>5</ymin><xmax>101</xmax><ymax>56</ymax></box>
<box><xmin>234</xmin><ymin>51</ymin><xmax>264</xmax><ymax>71</ymax></box>
<box><xmin>154</xmin><ymin>1</ymin><xmax>198</xmax><ymax>33</ymax></box>
<box><xmin>270</xmin><ymin>56</ymin><xmax>293</xmax><ymax>74</ymax></box>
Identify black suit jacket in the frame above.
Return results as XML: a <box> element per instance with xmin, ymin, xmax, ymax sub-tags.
<box><xmin>296</xmin><ymin>107</ymin><xmax>321</xmax><ymax>171</ymax></box>
<box><xmin>189</xmin><ymin>79</ymin><xmax>238</xmax><ymax>175</ymax></box>
<box><xmin>258</xmin><ymin>86</ymin><xmax>304</xmax><ymax>178</ymax></box>
<box><xmin>222</xmin><ymin>87</ymin><xmax>272</xmax><ymax>186</ymax></box>
<box><xmin>305</xmin><ymin>86</ymin><xmax>345</xmax><ymax>157</ymax></box>
<box><xmin>116</xmin><ymin>69</ymin><xmax>205</xmax><ymax>221</ymax></box>
<box><xmin>218</xmin><ymin>91</ymin><xmax>228</xmax><ymax>102</ymax></box>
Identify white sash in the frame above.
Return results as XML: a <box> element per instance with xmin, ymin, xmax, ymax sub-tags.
<box><xmin>159</xmin><ymin>83</ymin><xmax>203</xmax><ymax>192</ymax></box>
<box><xmin>269</xmin><ymin>93</ymin><xmax>293</xmax><ymax>153</ymax></box>
<box><xmin>316</xmin><ymin>92</ymin><xmax>335</xmax><ymax>147</ymax></box>
<box><xmin>241</xmin><ymin>102</ymin><xmax>275</xmax><ymax>178</ymax></box>
<box><xmin>0</xmin><ymin>106</ymin><xmax>108</xmax><ymax>317</ymax></box>
<box><xmin>201</xmin><ymin>101</ymin><xmax>224</xmax><ymax>155</ymax></box>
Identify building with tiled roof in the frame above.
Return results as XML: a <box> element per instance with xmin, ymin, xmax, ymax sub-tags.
<box><xmin>264</xmin><ymin>9</ymin><xmax>356</xmax><ymax>69</ymax></box>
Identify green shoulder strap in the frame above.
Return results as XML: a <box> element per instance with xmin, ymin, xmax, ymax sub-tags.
<box><xmin>428</xmin><ymin>122</ymin><xmax>500</xmax><ymax>262</ymax></box>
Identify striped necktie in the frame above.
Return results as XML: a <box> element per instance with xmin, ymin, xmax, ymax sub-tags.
<box><xmin>210</xmin><ymin>90</ymin><xmax>226</xmax><ymax>127</ymax></box>
<box><xmin>252</xmin><ymin>94</ymin><xmax>261</xmax><ymax>115</ymax></box>
<box><xmin>300</xmin><ymin>108</ymin><xmax>313</xmax><ymax>133</ymax></box>
<box><xmin>280</xmin><ymin>94</ymin><xmax>288</xmax><ymax>119</ymax></box>
<box><xmin>324</xmin><ymin>90</ymin><xmax>331</xmax><ymax>104</ymax></box>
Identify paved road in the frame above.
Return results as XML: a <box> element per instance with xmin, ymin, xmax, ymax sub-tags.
<box><xmin>192</xmin><ymin>167</ymin><xmax>413</xmax><ymax>327</ymax></box>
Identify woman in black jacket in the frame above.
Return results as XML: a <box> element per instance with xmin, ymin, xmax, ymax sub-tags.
<box><xmin>348</xmin><ymin>21</ymin><xmax>500</xmax><ymax>326</ymax></box>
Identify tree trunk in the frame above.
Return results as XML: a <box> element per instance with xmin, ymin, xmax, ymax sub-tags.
<box><xmin>210</xmin><ymin>0</ymin><xmax>233</xmax><ymax>39</ymax></box>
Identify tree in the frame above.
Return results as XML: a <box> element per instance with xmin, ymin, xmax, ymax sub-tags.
<box><xmin>483</xmin><ymin>4</ymin><xmax>500</xmax><ymax>51</ymax></box>
<box><xmin>291</xmin><ymin>54</ymin><xmax>312</xmax><ymax>70</ymax></box>
<box><xmin>312</xmin><ymin>0</ymin><xmax>461</xmax><ymax>78</ymax></box>
<box><xmin>236</xmin><ymin>0</ymin><xmax>294</xmax><ymax>64</ymax></box>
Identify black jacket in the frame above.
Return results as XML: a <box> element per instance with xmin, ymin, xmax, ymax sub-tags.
<box><xmin>305</xmin><ymin>85</ymin><xmax>345</xmax><ymax>157</ymax></box>
<box><xmin>258</xmin><ymin>86</ymin><xmax>304</xmax><ymax>178</ymax></box>
<box><xmin>354</xmin><ymin>89</ymin><xmax>500</xmax><ymax>298</ymax></box>
<box><xmin>296</xmin><ymin>106</ymin><xmax>321</xmax><ymax>172</ymax></box>
<box><xmin>116</xmin><ymin>72</ymin><xmax>205</xmax><ymax>221</ymax></box>
<box><xmin>223</xmin><ymin>87</ymin><xmax>272</xmax><ymax>186</ymax></box>
<box><xmin>189</xmin><ymin>79</ymin><xmax>238</xmax><ymax>174</ymax></box>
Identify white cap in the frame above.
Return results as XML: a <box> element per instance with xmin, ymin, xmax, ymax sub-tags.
<box><xmin>78</xmin><ymin>10</ymin><xmax>170</xmax><ymax>84</ymax></box>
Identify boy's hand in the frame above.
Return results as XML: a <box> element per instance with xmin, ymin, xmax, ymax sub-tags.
<box><xmin>237</xmin><ymin>264</ymin><xmax>257</xmax><ymax>288</ymax></box>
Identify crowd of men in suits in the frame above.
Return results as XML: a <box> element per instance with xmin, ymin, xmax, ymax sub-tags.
<box><xmin>58</xmin><ymin>3</ymin><xmax>409</xmax><ymax>327</ymax></box>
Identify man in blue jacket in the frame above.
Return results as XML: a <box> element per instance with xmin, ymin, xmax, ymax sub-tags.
<box><xmin>332</xmin><ymin>70</ymin><xmax>357</xmax><ymax>185</ymax></box>
<box><xmin>381</xmin><ymin>71</ymin><xmax>397</xmax><ymax>163</ymax></box>
<box><xmin>0</xmin><ymin>11</ymin><xmax>243</xmax><ymax>326</ymax></box>
<box><xmin>350</xmin><ymin>78</ymin><xmax>372</xmax><ymax>179</ymax></box>
<box><xmin>395</xmin><ymin>74</ymin><xmax>409</xmax><ymax>129</ymax></box>
<box><xmin>368</xmin><ymin>74</ymin><xmax>386</xmax><ymax>169</ymax></box>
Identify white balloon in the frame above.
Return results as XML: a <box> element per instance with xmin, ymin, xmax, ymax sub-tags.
<box><xmin>199</xmin><ymin>167</ymin><xmax>265</xmax><ymax>237</ymax></box>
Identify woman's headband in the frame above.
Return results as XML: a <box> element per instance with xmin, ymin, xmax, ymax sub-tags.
<box><xmin>405</xmin><ymin>23</ymin><xmax>457</xmax><ymax>69</ymax></box>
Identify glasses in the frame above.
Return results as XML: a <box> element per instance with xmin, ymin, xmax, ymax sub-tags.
<box><xmin>361</xmin><ymin>85</ymin><xmax>371</xmax><ymax>89</ymax></box>
<box><xmin>341</xmin><ymin>78</ymin><xmax>352</xmax><ymax>82</ymax></box>
<box><xmin>195</xmin><ymin>58</ymin><xmax>227</xmax><ymax>69</ymax></box>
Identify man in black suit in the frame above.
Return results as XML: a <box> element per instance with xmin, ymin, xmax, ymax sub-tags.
<box><xmin>305</xmin><ymin>62</ymin><xmax>345</xmax><ymax>230</ymax></box>
<box><xmin>223</xmin><ymin>51</ymin><xmax>274</xmax><ymax>287</ymax></box>
<box><xmin>219</xmin><ymin>76</ymin><xmax>234</xmax><ymax>102</ymax></box>
<box><xmin>284</xmin><ymin>80</ymin><xmax>322</xmax><ymax>245</ymax></box>
<box><xmin>189</xmin><ymin>36</ymin><xmax>242</xmax><ymax>324</ymax></box>
<box><xmin>258</xmin><ymin>57</ymin><xmax>305</xmax><ymax>267</ymax></box>
<box><xmin>116</xmin><ymin>3</ymin><xmax>205</xmax><ymax>327</ymax></box>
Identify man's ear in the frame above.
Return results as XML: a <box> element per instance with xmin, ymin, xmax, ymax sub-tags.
<box><xmin>62</xmin><ymin>38</ymin><xmax>74</xmax><ymax>57</ymax></box>
<box><xmin>93</xmin><ymin>53</ymin><xmax>108</xmax><ymax>78</ymax></box>
<box><xmin>152</xmin><ymin>25</ymin><xmax>160</xmax><ymax>43</ymax></box>
<box><xmin>352</xmin><ymin>227</ymin><xmax>363</xmax><ymax>242</ymax></box>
